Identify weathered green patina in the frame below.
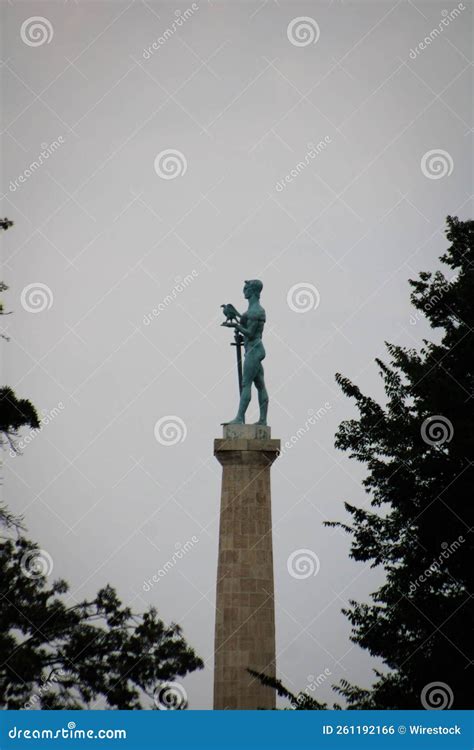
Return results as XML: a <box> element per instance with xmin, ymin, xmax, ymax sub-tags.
<box><xmin>221</xmin><ymin>279</ymin><xmax>269</xmax><ymax>426</ymax></box>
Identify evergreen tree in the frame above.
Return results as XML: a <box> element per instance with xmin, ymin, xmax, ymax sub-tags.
<box><xmin>253</xmin><ymin>216</ymin><xmax>472</xmax><ymax>710</ymax></box>
<box><xmin>327</xmin><ymin>215</ymin><xmax>473</xmax><ymax>709</ymax></box>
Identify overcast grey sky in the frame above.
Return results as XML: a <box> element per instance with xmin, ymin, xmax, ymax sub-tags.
<box><xmin>1</xmin><ymin>0</ymin><xmax>472</xmax><ymax>709</ymax></box>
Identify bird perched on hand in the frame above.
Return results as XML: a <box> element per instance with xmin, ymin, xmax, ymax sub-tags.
<box><xmin>221</xmin><ymin>303</ymin><xmax>240</xmax><ymax>324</ymax></box>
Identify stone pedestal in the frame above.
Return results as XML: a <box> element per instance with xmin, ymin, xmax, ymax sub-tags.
<box><xmin>213</xmin><ymin>424</ymin><xmax>280</xmax><ymax>710</ymax></box>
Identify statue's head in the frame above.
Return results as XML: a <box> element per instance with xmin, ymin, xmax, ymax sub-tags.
<box><xmin>243</xmin><ymin>279</ymin><xmax>263</xmax><ymax>299</ymax></box>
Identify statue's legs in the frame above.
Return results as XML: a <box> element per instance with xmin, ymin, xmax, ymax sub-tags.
<box><xmin>254</xmin><ymin>365</ymin><xmax>268</xmax><ymax>426</ymax></box>
<box><xmin>227</xmin><ymin>352</ymin><xmax>260</xmax><ymax>424</ymax></box>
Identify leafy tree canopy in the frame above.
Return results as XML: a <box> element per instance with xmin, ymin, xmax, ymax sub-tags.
<box><xmin>255</xmin><ymin>216</ymin><xmax>473</xmax><ymax>709</ymax></box>
<box><xmin>0</xmin><ymin>219</ymin><xmax>203</xmax><ymax>708</ymax></box>
<box><xmin>0</xmin><ymin>524</ymin><xmax>203</xmax><ymax>709</ymax></box>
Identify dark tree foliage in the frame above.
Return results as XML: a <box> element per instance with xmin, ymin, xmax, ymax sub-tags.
<box><xmin>0</xmin><ymin>387</ymin><xmax>39</xmax><ymax>449</ymax></box>
<box><xmin>0</xmin><ymin>217</ymin><xmax>13</xmax><ymax>324</ymax></box>
<box><xmin>1</xmin><ymin>220</ymin><xmax>39</xmax><ymax>437</ymax></box>
<box><xmin>0</xmin><ymin>218</ymin><xmax>203</xmax><ymax>709</ymax></box>
<box><xmin>247</xmin><ymin>669</ymin><xmax>331</xmax><ymax>710</ymax></box>
<box><xmin>325</xmin><ymin>216</ymin><xmax>473</xmax><ymax>709</ymax></box>
<box><xmin>0</xmin><ymin>280</ymin><xmax>9</xmax><ymax>317</ymax></box>
<box><xmin>0</xmin><ymin>531</ymin><xmax>203</xmax><ymax>708</ymax></box>
<box><xmin>253</xmin><ymin>217</ymin><xmax>472</xmax><ymax>710</ymax></box>
<box><xmin>1</xmin><ymin>276</ymin><xmax>40</xmax><ymax>440</ymax></box>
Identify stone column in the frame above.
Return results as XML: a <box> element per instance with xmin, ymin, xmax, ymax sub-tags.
<box><xmin>213</xmin><ymin>424</ymin><xmax>280</xmax><ymax>710</ymax></box>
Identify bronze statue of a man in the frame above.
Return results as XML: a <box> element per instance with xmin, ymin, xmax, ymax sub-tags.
<box><xmin>222</xmin><ymin>279</ymin><xmax>269</xmax><ymax>425</ymax></box>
